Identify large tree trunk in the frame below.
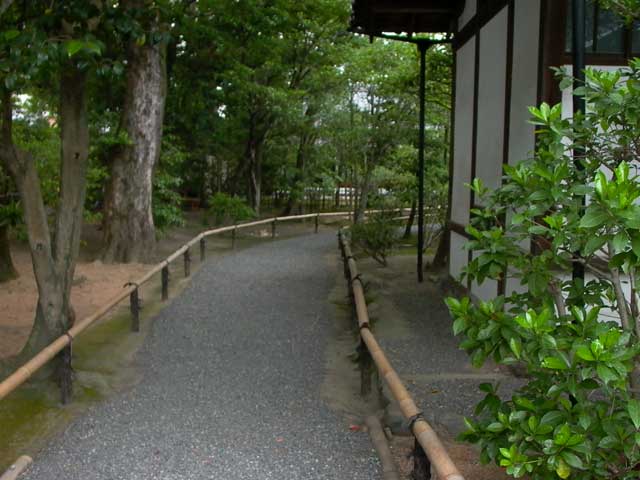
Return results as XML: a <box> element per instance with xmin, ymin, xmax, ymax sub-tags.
<box><xmin>1</xmin><ymin>65</ymin><xmax>89</xmax><ymax>363</ymax></box>
<box><xmin>102</xmin><ymin>11</ymin><xmax>167</xmax><ymax>263</ymax></box>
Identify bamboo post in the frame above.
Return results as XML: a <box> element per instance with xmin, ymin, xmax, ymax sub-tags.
<box><xmin>130</xmin><ymin>287</ymin><xmax>140</xmax><ymax>332</ymax></box>
<box><xmin>358</xmin><ymin>339</ymin><xmax>373</xmax><ymax>397</ymax></box>
<box><xmin>161</xmin><ymin>265</ymin><xmax>169</xmax><ymax>301</ymax></box>
<box><xmin>271</xmin><ymin>218</ymin><xmax>277</xmax><ymax>238</ymax></box>
<box><xmin>59</xmin><ymin>343</ymin><xmax>72</xmax><ymax>404</ymax></box>
<box><xmin>0</xmin><ymin>455</ymin><xmax>33</xmax><ymax>480</ymax></box>
<box><xmin>200</xmin><ymin>237</ymin><xmax>206</xmax><ymax>262</ymax></box>
<box><xmin>184</xmin><ymin>248</ymin><xmax>191</xmax><ymax>277</ymax></box>
<box><xmin>315</xmin><ymin>213</ymin><xmax>319</xmax><ymax>233</ymax></box>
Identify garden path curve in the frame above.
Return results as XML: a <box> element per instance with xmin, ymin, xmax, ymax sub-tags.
<box><xmin>22</xmin><ymin>232</ymin><xmax>379</xmax><ymax>480</ymax></box>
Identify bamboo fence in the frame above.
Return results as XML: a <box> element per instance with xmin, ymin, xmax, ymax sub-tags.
<box><xmin>0</xmin><ymin>209</ymin><xmax>413</xmax><ymax>402</ymax></box>
<box><xmin>338</xmin><ymin>230</ymin><xmax>465</xmax><ymax>480</ymax></box>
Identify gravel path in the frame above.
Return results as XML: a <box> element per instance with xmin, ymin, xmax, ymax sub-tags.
<box><xmin>365</xmin><ymin>256</ymin><xmax>524</xmax><ymax>437</ymax></box>
<box><xmin>23</xmin><ymin>232</ymin><xmax>379</xmax><ymax>480</ymax></box>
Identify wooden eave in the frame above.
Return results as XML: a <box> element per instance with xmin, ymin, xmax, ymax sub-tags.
<box><xmin>350</xmin><ymin>0</ymin><xmax>465</xmax><ymax>36</ymax></box>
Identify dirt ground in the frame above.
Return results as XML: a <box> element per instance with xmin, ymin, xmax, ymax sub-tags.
<box><xmin>0</xmin><ymin>212</ymin><xmax>341</xmax><ymax>360</ymax></box>
<box><xmin>0</xmin><ymin>212</ymin><xmax>213</xmax><ymax>359</ymax></box>
<box><xmin>0</xmin><ymin>249</ymin><xmax>148</xmax><ymax>358</ymax></box>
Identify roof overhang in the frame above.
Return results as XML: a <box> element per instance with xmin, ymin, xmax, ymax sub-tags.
<box><xmin>350</xmin><ymin>0</ymin><xmax>465</xmax><ymax>37</ymax></box>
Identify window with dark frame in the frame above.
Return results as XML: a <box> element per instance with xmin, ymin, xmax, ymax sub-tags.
<box><xmin>564</xmin><ymin>0</ymin><xmax>640</xmax><ymax>58</ymax></box>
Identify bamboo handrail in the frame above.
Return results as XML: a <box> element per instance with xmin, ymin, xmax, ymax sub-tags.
<box><xmin>338</xmin><ymin>230</ymin><xmax>465</xmax><ymax>480</ymax></box>
<box><xmin>0</xmin><ymin>208</ymin><xmax>414</xmax><ymax>403</ymax></box>
<box><xmin>0</xmin><ymin>208</ymin><xmax>404</xmax><ymax>402</ymax></box>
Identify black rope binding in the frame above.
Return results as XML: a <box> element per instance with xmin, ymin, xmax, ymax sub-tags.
<box><xmin>124</xmin><ymin>281</ymin><xmax>139</xmax><ymax>289</ymax></box>
<box><xmin>407</xmin><ymin>412</ymin><xmax>425</xmax><ymax>433</ymax></box>
<box><xmin>351</xmin><ymin>273</ymin><xmax>363</xmax><ymax>285</ymax></box>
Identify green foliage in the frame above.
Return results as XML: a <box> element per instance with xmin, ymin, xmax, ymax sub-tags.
<box><xmin>350</xmin><ymin>212</ymin><xmax>400</xmax><ymax>266</ymax></box>
<box><xmin>0</xmin><ymin>201</ymin><xmax>21</xmax><ymax>228</ymax></box>
<box><xmin>208</xmin><ymin>193</ymin><xmax>255</xmax><ymax>226</ymax></box>
<box><xmin>447</xmin><ymin>61</ymin><xmax>640</xmax><ymax>479</ymax></box>
<box><xmin>12</xmin><ymin>116</ymin><xmax>60</xmax><ymax>208</ymax></box>
<box><xmin>153</xmin><ymin>136</ymin><xmax>187</xmax><ymax>232</ymax></box>
<box><xmin>598</xmin><ymin>0</ymin><xmax>640</xmax><ymax>23</ymax></box>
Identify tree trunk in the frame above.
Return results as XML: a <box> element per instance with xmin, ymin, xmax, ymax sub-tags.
<box><xmin>0</xmin><ymin>224</ymin><xmax>17</xmax><ymax>282</ymax></box>
<box><xmin>1</xmin><ymin>65</ymin><xmax>89</xmax><ymax>363</ymax></box>
<box><xmin>354</xmin><ymin>162</ymin><xmax>373</xmax><ymax>224</ymax></box>
<box><xmin>102</xmin><ymin>12</ymin><xmax>167</xmax><ymax>263</ymax></box>
<box><xmin>247</xmin><ymin>138</ymin><xmax>262</xmax><ymax>215</ymax></box>
<box><xmin>403</xmin><ymin>200</ymin><xmax>417</xmax><ymax>240</ymax></box>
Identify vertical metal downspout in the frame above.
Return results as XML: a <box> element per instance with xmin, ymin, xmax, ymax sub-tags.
<box><xmin>417</xmin><ymin>41</ymin><xmax>429</xmax><ymax>283</ymax></box>
<box><xmin>572</xmin><ymin>0</ymin><xmax>586</xmax><ymax>281</ymax></box>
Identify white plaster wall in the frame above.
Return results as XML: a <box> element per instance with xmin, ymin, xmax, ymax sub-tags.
<box><xmin>561</xmin><ymin>65</ymin><xmax>622</xmax><ymax>117</ymax></box>
<box><xmin>449</xmin><ymin>231</ymin><xmax>468</xmax><ymax>281</ymax></box>
<box><xmin>470</xmin><ymin>251</ymin><xmax>499</xmax><ymax>302</ymax></box>
<box><xmin>451</xmin><ymin>39</ymin><xmax>476</xmax><ymax>225</ymax></box>
<box><xmin>476</xmin><ymin>8</ymin><xmax>509</xmax><ymax>193</ymax></box>
<box><xmin>505</xmin><ymin>275</ymin><xmax>528</xmax><ymax>297</ymax></box>
<box><xmin>509</xmin><ymin>0</ymin><xmax>541</xmax><ymax>165</ymax></box>
<box><xmin>506</xmin><ymin>0</ymin><xmax>539</xmax><ymax>257</ymax></box>
<box><xmin>459</xmin><ymin>0</ymin><xmax>476</xmax><ymax>31</ymax></box>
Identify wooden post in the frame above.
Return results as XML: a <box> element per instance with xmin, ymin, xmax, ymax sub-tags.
<box><xmin>200</xmin><ymin>237</ymin><xmax>206</xmax><ymax>262</ymax></box>
<box><xmin>315</xmin><ymin>214</ymin><xmax>319</xmax><ymax>233</ymax></box>
<box><xmin>271</xmin><ymin>219</ymin><xmax>277</xmax><ymax>238</ymax></box>
<box><xmin>340</xmin><ymin>240</ymin><xmax>349</xmax><ymax>280</ymax></box>
<box><xmin>130</xmin><ymin>287</ymin><xmax>140</xmax><ymax>332</ymax></box>
<box><xmin>412</xmin><ymin>438</ymin><xmax>431</xmax><ymax>480</ymax></box>
<box><xmin>232</xmin><ymin>227</ymin><xmax>236</xmax><ymax>249</ymax></box>
<box><xmin>184</xmin><ymin>248</ymin><xmax>191</xmax><ymax>277</ymax></box>
<box><xmin>59</xmin><ymin>343</ymin><xmax>72</xmax><ymax>405</ymax></box>
<box><xmin>358</xmin><ymin>339</ymin><xmax>373</xmax><ymax>397</ymax></box>
<box><xmin>161</xmin><ymin>265</ymin><xmax>169</xmax><ymax>301</ymax></box>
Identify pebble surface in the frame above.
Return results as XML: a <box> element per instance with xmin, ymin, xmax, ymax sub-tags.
<box><xmin>23</xmin><ymin>232</ymin><xmax>379</xmax><ymax>480</ymax></box>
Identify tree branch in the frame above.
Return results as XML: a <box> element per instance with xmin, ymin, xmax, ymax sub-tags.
<box><xmin>549</xmin><ymin>280</ymin><xmax>567</xmax><ymax>317</ymax></box>
<box><xmin>609</xmin><ymin>243</ymin><xmax>633</xmax><ymax>333</ymax></box>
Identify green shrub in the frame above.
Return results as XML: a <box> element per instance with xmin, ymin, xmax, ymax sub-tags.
<box><xmin>153</xmin><ymin>135</ymin><xmax>187</xmax><ymax>232</ymax></box>
<box><xmin>350</xmin><ymin>212</ymin><xmax>399</xmax><ymax>266</ymax></box>
<box><xmin>447</xmin><ymin>61</ymin><xmax>640</xmax><ymax>479</ymax></box>
<box><xmin>208</xmin><ymin>193</ymin><xmax>255</xmax><ymax>226</ymax></box>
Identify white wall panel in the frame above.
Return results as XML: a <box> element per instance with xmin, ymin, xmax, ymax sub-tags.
<box><xmin>451</xmin><ymin>40</ymin><xmax>476</xmax><ymax>225</ymax></box>
<box><xmin>505</xmin><ymin>275</ymin><xmax>528</xmax><ymax>297</ymax></box>
<box><xmin>449</xmin><ymin>232</ymin><xmax>468</xmax><ymax>281</ymax></box>
<box><xmin>561</xmin><ymin>65</ymin><xmax>622</xmax><ymax>118</ymax></box>
<box><xmin>508</xmin><ymin>0</ymin><xmax>541</xmax><ymax>165</ymax></box>
<box><xmin>459</xmin><ymin>0</ymin><xmax>476</xmax><ymax>31</ymax></box>
<box><xmin>476</xmin><ymin>8</ymin><xmax>508</xmax><ymax>193</ymax></box>
<box><xmin>471</xmin><ymin>252</ymin><xmax>498</xmax><ymax>302</ymax></box>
